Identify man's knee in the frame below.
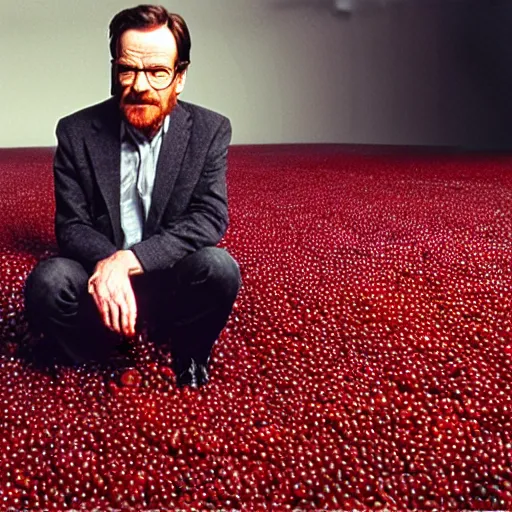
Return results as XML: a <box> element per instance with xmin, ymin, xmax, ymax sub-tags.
<box><xmin>177</xmin><ymin>247</ymin><xmax>241</xmax><ymax>299</ymax></box>
<box><xmin>207</xmin><ymin>247</ymin><xmax>241</xmax><ymax>298</ymax></box>
<box><xmin>24</xmin><ymin>257</ymin><xmax>88</xmax><ymax>313</ymax></box>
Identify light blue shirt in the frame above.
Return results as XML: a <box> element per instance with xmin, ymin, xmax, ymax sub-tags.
<box><xmin>120</xmin><ymin>116</ymin><xmax>170</xmax><ymax>249</ymax></box>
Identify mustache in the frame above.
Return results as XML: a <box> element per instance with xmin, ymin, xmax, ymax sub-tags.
<box><xmin>123</xmin><ymin>95</ymin><xmax>160</xmax><ymax>106</ymax></box>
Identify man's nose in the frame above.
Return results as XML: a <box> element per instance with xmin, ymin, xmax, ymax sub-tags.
<box><xmin>132</xmin><ymin>70</ymin><xmax>151</xmax><ymax>93</ymax></box>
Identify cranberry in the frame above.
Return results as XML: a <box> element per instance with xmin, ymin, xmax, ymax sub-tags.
<box><xmin>119</xmin><ymin>368</ymin><xmax>142</xmax><ymax>388</ymax></box>
<box><xmin>0</xmin><ymin>147</ymin><xmax>512</xmax><ymax>508</ymax></box>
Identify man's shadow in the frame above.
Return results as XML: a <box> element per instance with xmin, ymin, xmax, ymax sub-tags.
<box><xmin>12</xmin><ymin>313</ymin><xmax>139</xmax><ymax>380</ymax></box>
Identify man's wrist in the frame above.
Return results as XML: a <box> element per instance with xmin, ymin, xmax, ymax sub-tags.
<box><xmin>122</xmin><ymin>250</ymin><xmax>144</xmax><ymax>275</ymax></box>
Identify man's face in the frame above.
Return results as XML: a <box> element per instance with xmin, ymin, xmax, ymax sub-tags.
<box><xmin>115</xmin><ymin>25</ymin><xmax>186</xmax><ymax>136</ymax></box>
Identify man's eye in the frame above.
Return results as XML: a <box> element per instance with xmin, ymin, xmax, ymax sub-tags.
<box><xmin>148</xmin><ymin>68</ymin><xmax>170</xmax><ymax>79</ymax></box>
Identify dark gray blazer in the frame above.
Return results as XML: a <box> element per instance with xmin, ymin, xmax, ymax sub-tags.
<box><xmin>53</xmin><ymin>97</ymin><xmax>232</xmax><ymax>273</ymax></box>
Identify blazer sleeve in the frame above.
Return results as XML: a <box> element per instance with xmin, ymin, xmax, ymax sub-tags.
<box><xmin>130</xmin><ymin>117</ymin><xmax>232</xmax><ymax>273</ymax></box>
<box><xmin>54</xmin><ymin>120</ymin><xmax>118</xmax><ymax>270</ymax></box>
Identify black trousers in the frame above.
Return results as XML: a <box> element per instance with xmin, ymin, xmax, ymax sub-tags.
<box><xmin>23</xmin><ymin>247</ymin><xmax>241</xmax><ymax>365</ymax></box>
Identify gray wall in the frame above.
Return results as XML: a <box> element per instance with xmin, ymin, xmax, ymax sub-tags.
<box><xmin>2</xmin><ymin>0</ymin><xmax>512</xmax><ymax>148</ymax></box>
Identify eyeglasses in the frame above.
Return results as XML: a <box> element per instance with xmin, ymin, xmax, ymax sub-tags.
<box><xmin>114</xmin><ymin>61</ymin><xmax>176</xmax><ymax>90</ymax></box>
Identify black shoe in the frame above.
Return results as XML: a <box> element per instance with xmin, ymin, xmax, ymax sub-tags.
<box><xmin>173</xmin><ymin>357</ymin><xmax>211</xmax><ymax>389</ymax></box>
<box><xmin>195</xmin><ymin>361</ymin><xmax>210</xmax><ymax>386</ymax></box>
<box><xmin>173</xmin><ymin>357</ymin><xmax>199</xmax><ymax>389</ymax></box>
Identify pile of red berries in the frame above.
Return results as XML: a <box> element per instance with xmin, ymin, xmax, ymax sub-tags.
<box><xmin>0</xmin><ymin>146</ymin><xmax>512</xmax><ymax>509</ymax></box>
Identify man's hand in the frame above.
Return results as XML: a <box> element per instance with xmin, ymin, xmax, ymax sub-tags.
<box><xmin>87</xmin><ymin>250</ymin><xmax>144</xmax><ymax>336</ymax></box>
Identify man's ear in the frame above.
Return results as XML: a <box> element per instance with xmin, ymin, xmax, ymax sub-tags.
<box><xmin>110</xmin><ymin>67</ymin><xmax>115</xmax><ymax>96</ymax></box>
<box><xmin>110</xmin><ymin>62</ymin><xmax>117</xmax><ymax>96</ymax></box>
<box><xmin>175</xmin><ymin>70</ymin><xmax>187</xmax><ymax>95</ymax></box>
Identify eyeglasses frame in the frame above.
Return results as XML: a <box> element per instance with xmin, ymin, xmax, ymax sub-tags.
<box><xmin>112</xmin><ymin>59</ymin><xmax>178</xmax><ymax>91</ymax></box>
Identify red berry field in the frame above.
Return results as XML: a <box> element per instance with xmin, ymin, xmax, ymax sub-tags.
<box><xmin>1</xmin><ymin>145</ymin><xmax>512</xmax><ymax>510</ymax></box>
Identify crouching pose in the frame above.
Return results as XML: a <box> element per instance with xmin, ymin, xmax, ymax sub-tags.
<box><xmin>24</xmin><ymin>5</ymin><xmax>241</xmax><ymax>388</ymax></box>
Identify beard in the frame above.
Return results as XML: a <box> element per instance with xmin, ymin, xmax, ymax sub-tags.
<box><xmin>119</xmin><ymin>90</ymin><xmax>177</xmax><ymax>137</ymax></box>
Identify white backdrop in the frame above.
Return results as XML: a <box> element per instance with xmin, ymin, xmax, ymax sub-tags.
<box><xmin>1</xmin><ymin>0</ymin><xmax>512</xmax><ymax>148</ymax></box>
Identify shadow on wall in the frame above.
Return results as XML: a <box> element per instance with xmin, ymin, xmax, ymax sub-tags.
<box><xmin>269</xmin><ymin>0</ymin><xmax>408</xmax><ymax>16</ymax></box>
<box><xmin>268</xmin><ymin>0</ymin><xmax>512</xmax><ymax>150</ymax></box>
<box><xmin>269</xmin><ymin>0</ymin><xmax>340</xmax><ymax>11</ymax></box>
<box><xmin>267</xmin><ymin>0</ymin><xmax>372</xmax><ymax>17</ymax></box>
<box><xmin>464</xmin><ymin>1</ymin><xmax>512</xmax><ymax>150</ymax></box>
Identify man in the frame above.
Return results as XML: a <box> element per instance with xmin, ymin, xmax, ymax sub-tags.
<box><xmin>24</xmin><ymin>5</ymin><xmax>241</xmax><ymax>389</ymax></box>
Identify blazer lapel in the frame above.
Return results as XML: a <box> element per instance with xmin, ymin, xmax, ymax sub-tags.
<box><xmin>145</xmin><ymin>102</ymin><xmax>192</xmax><ymax>236</ymax></box>
<box><xmin>85</xmin><ymin>99</ymin><xmax>123</xmax><ymax>248</ymax></box>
